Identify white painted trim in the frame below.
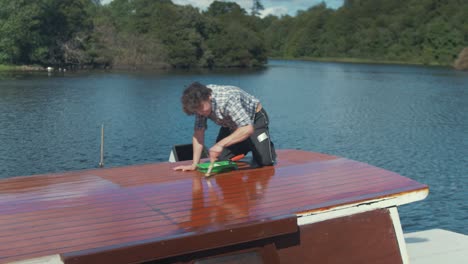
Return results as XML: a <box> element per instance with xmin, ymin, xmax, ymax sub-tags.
<box><xmin>7</xmin><ymin>255</ymin><xmax>63</xmax><ymax>264</ymax></box>
<box><xmin>169</xmin><ymin>150</ymin><xmax>176</xmax><ymax>163</ymax></box>
<box><xmin>389</xmin><ymin>207</ymin><xmax>409</xmax><ymax>264</ymax></box>
<box><xmin>297</xmin><ymin>189</ymin><xmax>428</xmax><ymax>226</ymax></box>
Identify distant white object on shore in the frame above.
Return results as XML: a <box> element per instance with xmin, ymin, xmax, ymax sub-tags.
<box><xmin>46</xmin><ymin>67</ymin><xmax>53</xmax><ymax>72</ymax></box>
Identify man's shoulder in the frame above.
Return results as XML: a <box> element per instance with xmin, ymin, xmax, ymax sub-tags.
<box><xmin>207</xmin><ymin>84</ymin><xmax>241</xmax><ymax>90</ymax></box>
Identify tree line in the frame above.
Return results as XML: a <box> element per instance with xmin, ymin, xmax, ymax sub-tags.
<box><xmin>0</xmin><ymin>0</ymin><xmax>466</xmax><ymax>69</ymax></box>
<box><xmin>264</xmin><ymin>0</ymin><xmax>468</xmax><ymax>67</ymax></box>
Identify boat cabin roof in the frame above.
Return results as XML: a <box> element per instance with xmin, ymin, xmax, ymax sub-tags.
<box><xmin>0</xmin><ymin>149</ymin><xmax>428</xmax><ymax>263</ymax></box>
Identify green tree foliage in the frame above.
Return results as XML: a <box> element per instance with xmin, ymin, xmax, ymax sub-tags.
<box><xmin>205</xmin><ymin>1</ymin><xmax>246</xmax><ymax>17</ymax></box>
<box><xmin>251</xmin><ymin>0</ymin><xmax>265</xmax><ymax>16</ymax></box>
<box><xmin>263</xmin><ymin>0</ymin><xmax>468</xmax><ymax>66</ymax></box>
<box><xmin>92</xmin><ymin>0</ymin><xmax>266</xmax><ymax>68</ymax></box>
<box><xmin>203</xmin><ymin>1</ymin><xmax>267</xmax><ymax>67</ymax></box>
<box><xmin>2</xmin><ymin>0</ymin><xmax>466</xmax><ymax>68</ymax></box>
<box><xmin>454</xmin><ymin>47</ymin><xmax>468</xmax><ymax>70</ymax></box>
<box><xmin>0</xmin><ymin>0</ymin><xmax>95</xmax><ymax>66</ymax></box>
<box><xmin>0</xmin><ymin>1</ymin><xmax>40</xmax><ymax>63</ymax></box>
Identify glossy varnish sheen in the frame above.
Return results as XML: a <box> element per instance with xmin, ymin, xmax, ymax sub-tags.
<box><xmin>0</xmin><ymin>149</ymin><xmax>427</xmax><ymax>263</ymax></box>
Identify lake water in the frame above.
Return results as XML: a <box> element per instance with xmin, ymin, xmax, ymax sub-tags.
<box><xmin>0</xmin><ymin>60</ymin><xmax>467</xmax><ymax>234</ymax></box>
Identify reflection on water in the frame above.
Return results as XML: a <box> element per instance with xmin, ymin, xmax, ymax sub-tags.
<box><xmin>0</xmin><ymin>60</ymin><xmax>467</xmax><ymax>234</ymax></box>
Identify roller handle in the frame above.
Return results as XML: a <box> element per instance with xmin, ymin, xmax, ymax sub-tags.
<box><xmin>230</xmin><ymin>154</ymin><xmax>245</xmax><ymax>162</ymax></box>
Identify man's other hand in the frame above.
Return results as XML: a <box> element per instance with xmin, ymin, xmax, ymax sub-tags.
<box><xmin>209</xmin><ymin>144</ymin><xmax>223</xmax><ymax>161</ymax></box>
<box><xmin>173</xmin><ymin>163</ymin><xmax>197</xmax><ymax>171</ymax></box>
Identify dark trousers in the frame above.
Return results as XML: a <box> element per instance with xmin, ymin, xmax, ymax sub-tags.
<box><xmin>216</xmin><ymin>108</ymin><xmax>276</xmax><ymax>166</ymax></box>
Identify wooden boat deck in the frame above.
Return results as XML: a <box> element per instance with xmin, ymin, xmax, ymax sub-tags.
<box><xmin>0</xmin><ymin>149</ymin><xmax>428</xmax><ymax>264</ymax></box>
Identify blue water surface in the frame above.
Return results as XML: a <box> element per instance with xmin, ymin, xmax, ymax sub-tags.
<box><xmin>0</xmin><ymin>60</ymin><xmax>467</xmax><ymax>234</ymax></box>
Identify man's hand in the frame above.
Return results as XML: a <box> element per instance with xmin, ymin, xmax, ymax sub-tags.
<box><xmin>173</xmin><ymin>163</ymin><xmax>197</xmax><ymax>171</ymax></box>
<box><xmin>209</xmin><ymin>144</ymin><xmax>223</xmax><ymax>161</ymax></box>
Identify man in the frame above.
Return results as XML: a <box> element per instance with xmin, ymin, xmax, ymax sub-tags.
<box><xmin>173</xmin><ymin>82</ymin><xmax>276</xmax><ymax>171</ymax></box>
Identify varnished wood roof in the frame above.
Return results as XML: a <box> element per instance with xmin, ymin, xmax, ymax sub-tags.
<box><xmin>0</xmin><ymin>149</ymin><xmax>428</xmax><ymax>263</ymax></box>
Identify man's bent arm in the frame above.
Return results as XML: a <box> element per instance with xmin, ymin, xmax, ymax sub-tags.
<box><xmin>192</xmin><ymin>129</ymin><xmax>205</xmax><ymax>164</ymax></box>
<box><xmin>172</xmin><ymin>129</ymin><xmax>205</xmax><ymax>171</ymax></box>
<box><xmin>216</xmin><ymin>124</ymin><xmax>254</xmax><ymax>148</ymax></box>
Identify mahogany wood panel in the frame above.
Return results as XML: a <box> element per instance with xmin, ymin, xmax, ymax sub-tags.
<box><xmin>278</xmin><ymin>209</ymin><xmax>403</xmax><ymax>264</ymax></box>
<box><xmin>0</xmin><ymin>149</ymin><xmax>427</xmax><ymax>263</ymax></box>
<box><xmin>62</xmin><ymin>215</ymin><xmax>295</xmax><ymax>264</ymax></box>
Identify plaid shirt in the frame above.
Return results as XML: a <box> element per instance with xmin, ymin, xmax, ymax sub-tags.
<box><xmin>195</xmin><ymin>85</ymin><xmax>260</xmax><ymax>130</ymax></box>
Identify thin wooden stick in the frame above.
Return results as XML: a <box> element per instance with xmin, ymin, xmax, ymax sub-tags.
<box><xmin>205</xmin><ymin>160</ymin><xmax>215</xmax><ymax>177</ymax></box>
<box><xmin>99</xmin><ymin>124</ymin><xmax>104</xmax><ymax>168</ymax></box>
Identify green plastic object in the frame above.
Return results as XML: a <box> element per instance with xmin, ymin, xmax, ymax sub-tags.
<box><xmin>196</xmin><ymin>161</ymin><xmax>238</xmax><ymax>173</ymax></box>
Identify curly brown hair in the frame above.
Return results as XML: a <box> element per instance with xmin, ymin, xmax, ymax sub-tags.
<box><xmin>181</xmin><ymin>82</ymin><xmax>212</xmax><ymax>115</ymax></box>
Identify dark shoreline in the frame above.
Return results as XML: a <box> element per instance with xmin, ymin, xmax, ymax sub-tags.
<box><xmin>1</xmin><ymin>57</ymin><xmax>464</xmax><ymax>72</ymax></box>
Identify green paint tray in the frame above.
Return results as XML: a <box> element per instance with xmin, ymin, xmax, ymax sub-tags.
<box><xmin>196</xmin><ymin>161</ymin><xmax>238</xmax><ymax>173</ymax></box>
